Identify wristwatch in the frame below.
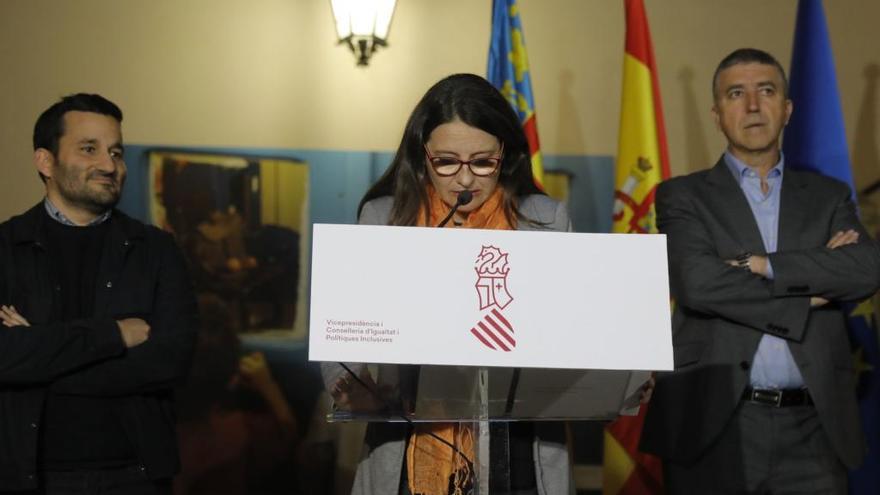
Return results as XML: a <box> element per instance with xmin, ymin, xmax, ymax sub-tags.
<box><xmin>735</xmin><ymin>252</ymin><xmax>752</xmax><ymax>272</ymax></box>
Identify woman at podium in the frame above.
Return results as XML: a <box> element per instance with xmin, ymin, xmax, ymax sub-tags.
<box><xmin>322</xmin><ymin>73</ymin><xmax>573</xmax><ymax>495</ymax></box>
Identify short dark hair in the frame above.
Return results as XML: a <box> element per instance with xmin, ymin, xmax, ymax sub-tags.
<box><xmin>712</xmin><ymin>48</ymin><xmax>788</xmax><ymax>100</ymax></box>
<box><xmin>358</xmin><ymin>73</ymin><xmax>543</xmax><ymax>226</ymax></box>
<box><xmin>33</xmin><ymin>93</ymin><xmax>123</xmax><ymax>155</ymax></box>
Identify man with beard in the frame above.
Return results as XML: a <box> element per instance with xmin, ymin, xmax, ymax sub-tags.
<box><xmin>640</xmin><ymin>48</ymin><xmax>880</xmax><ymax>494</ymax></box>
<box><xmin>0</xmin><ymin>93</ymin><xmax>198</xmax><ymax>494</ymax></box>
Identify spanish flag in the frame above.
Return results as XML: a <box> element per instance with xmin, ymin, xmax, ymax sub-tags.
<box><xmin>603</xmin><ymin>0</ymin><xmax>668</xmax><ymax>493</ymax></box>
<box><xmin>487</xmin><ymin>0</ymin><xmax>544</xmax><ymax>188</ymax></box>
<box><xmin>610</xmin><ymin>0</ymin><xmax>670</xmax><ymax>235</ymax></box>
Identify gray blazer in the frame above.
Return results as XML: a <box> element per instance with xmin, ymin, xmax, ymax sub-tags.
<box><xmin>322</xmin><ymin>194</ymin><xmax>574</xmax><ymax>495</ymax></box>
<box><xmin>640</xmin><ymin>158</ymin><xmax>880</xmax><ymax>468</ymax></box>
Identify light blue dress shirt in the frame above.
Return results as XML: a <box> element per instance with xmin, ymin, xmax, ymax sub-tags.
<box><xmin>43</xmin><ymin>197</ymin><xmax>111</xmax><ymax>226</ymax></box>
<box><xmin>724</xmin><ymin>151</ymin><xmax>805</xmax><ymax>389</ymax></box>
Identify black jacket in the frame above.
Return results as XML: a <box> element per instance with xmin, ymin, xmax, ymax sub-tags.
<box><xmin>0</xmin><ymin>203</ymin><xmax>198</xmax><ymax>490</ymax></box>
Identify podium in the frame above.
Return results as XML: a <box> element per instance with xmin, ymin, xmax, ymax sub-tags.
<box><xmin>309</xmin><ymin>224</ymin><xmax>672</xmax><ymax>493</ymax></box>
<box><xmin>322</xmin><ymin>363</ymin><xmax>651</xmax><ymax>493</ymax></box>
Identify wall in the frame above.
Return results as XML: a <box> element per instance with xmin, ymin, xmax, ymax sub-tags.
<box><xmin>1</xmin><ymin>0</ymin><xmax>878</xmax><ymax>220</ymax></box>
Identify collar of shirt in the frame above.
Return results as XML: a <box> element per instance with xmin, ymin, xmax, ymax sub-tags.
<box><xmin>723</xmin><ymin>150</ymin><xmax>784</xmax><ymax>185</ymax></box>
<box><xmin>43</xmin><ymin>198</ymin><xmax>112</xmax><ymax>227</ymax></box>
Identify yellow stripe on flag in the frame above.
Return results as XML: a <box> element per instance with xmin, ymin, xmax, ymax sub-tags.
<box><xmin>602</xmin><ymin>430</ymin><xmax>636</xmax><ymax>495</ymax></box>
<box><xmin>612</xmin><ymin>53</ymin><xmax>663</xmax><ymax>234</ymax></box>
<box><xmin>530</xmin><ymin>151</ymin><xmax>544</xmax><ymax>187</ymax></box>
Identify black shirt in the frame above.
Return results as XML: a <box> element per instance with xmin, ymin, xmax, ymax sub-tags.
<box><xmin>40</xmin><ymin>211</ymin><xmax>135</xmax><ymax>470</ymax></box>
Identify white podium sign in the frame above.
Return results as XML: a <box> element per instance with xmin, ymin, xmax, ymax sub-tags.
<box><xmin>308</xmin><ymin>224</ymin><xmax>672</xmax><ymax>371</ymax></box>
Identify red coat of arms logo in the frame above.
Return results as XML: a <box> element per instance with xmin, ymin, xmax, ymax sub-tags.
<box><xmin>470</xmin><ymin>245</ymin><xmax>516</xmax><ymax>351</ymax></box>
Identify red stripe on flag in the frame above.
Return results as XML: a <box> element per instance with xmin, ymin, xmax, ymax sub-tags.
<box><xmin>624</xmin><ymin>0</ymin><xmax>670</xmax><ymax>180</ymax></box>
<box><xmin>471</xmin><ymin>327</ymin><xmax>496</xmax><ymax>350</ymax></box>
<box><xmin>490</xmin><ymin>309</ymin><xmax>513</xmax><ymax>332</ymax></box>
<box><xmin>624</xmin><ymin>0</ymin><xmax>651</xmax><ymax>66</ymax></box>
<box><xmin>522</xmin><ymin>114</ymin><xmax>541</xmax><ymax>157</ymax></box>
<box><xmin>651</xmin><ymin>76</ymin><xmax>671</xmax><ymax>179</ymax></box>
<box><xmin>607</xmin><ymin>404</ymin><xmax>664</xmax><ymax>493</ymax></box>
<box><xmin>477</xmin><ymin>321</ymin><xmax>511</xmax><ymax>352</ymax></box>
<box><xmin>485</xmin><ymin>315</ymin><xmax>516</xmax><ymax>347</ymax></box>
<box><xmin>619</xmin><ymin>461</ymin><xmax>665</xmax><ymax>495</ymax></box>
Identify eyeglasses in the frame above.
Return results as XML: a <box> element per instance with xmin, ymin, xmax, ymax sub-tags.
<box><xmin>424</xmin><ymin>144</ymin><xmax>504</xmax><ymax>177</ymax></box>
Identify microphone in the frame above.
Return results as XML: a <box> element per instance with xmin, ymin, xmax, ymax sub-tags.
<box><xmin>436</xmin><ymin>191</ymin><xmax>473</xmax><ymax>227</ymax></box>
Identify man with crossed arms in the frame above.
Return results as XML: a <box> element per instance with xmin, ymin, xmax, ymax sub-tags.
<box><xmin>0</xmin><ymin>93</ymin><xmax>197</xmax><ymax>494</ymax></box>
<box><xmin>641</xmin><ymin>48</ymin><xmax>880</xmax><ymax>494</ymax></box>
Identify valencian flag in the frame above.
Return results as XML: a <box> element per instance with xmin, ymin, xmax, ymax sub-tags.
<box><xmin>487</xmin><ymin>0</ymin><xmax>544</xmax><ymax>187</ymax></box>
<box><xmin>782</xmin><ymin>1</ymin><xmax>880</xmax><ymax>492</ymax></box>
<box><xmin>603</xmin><ymin>0</ymin><xmax>668</xmax><ymax>494</ymax></box>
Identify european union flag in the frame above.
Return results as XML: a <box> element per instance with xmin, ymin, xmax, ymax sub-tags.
<box><xmin>782</xmin><ymin>1</ymin><xmax>880</xmax><ymax>492</ymax></box>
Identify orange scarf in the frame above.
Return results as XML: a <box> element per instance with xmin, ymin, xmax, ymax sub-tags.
<box><xmin>416</xmin><ymin>185</ymin><xmax>514</xmax><ymax>230</ymax></box>
<box><xmin>406</xmin><ymin>422</ymin><xmax>475</xmax><ymax>495</ymax></box>
<box><xmin>406</xmin><ymin>186</ymin><xmax>513</xmax><ymax>494</ymax></box>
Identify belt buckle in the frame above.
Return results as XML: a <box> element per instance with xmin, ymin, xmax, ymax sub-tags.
<box><xmin>753</xmin><ymin>389</ymin><xmax>783</xmax><ymax>407</ymax></box>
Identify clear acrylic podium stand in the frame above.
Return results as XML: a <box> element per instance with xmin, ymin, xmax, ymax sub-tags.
<box><xmin>325</xmin><ymin>363</ymin><xmax>651</xmax><ymax>494</ymax></box>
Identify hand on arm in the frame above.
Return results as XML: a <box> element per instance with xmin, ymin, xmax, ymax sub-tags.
<box><xmin>724</xmin><ymin>254</ymin><xmax>770</xmax><ymax>278</ymax></box>
<box><xmin>1</xmin><ymin>305</ymin><xmax>30</xmax><ymax>327</ymax></box>
<box><xmin>116</xmin><ymin>318</ymin><xmax>151</xmax><ymax>348</ymax></box>
<box><xmin>825</xmin><ymin>229</ymin><xmax>860</xmax><ymax>249</ymax></box>
<box><xmin>329</xmin><ymin>366</ymin><xmax>383</xmax><ymax>413</ymax></box>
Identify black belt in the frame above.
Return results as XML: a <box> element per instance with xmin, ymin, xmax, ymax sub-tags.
<box><xmin>742</xmin><ymin>387</ymin><xmax>814</xmax><ymax>407</ymax></box>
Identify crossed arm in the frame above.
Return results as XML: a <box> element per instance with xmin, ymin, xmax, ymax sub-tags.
<box><xmin>0</xmin><ymin>235</ymin><xmax>198</xmax><ymax>395</ymax></box>
<box><xmin>0</xmin><ymin>311</ymin><xmax>131</xmax><ymax>384</ymax></box>
<box><xmin>1</xmin><ymin>305</ymin><xmax>150</xmax><ymax>346</ymax></box>
<box><xmin>725</xmin><ymin>229</ymin><xmax>861</xmax><ymax>307</ymax></box>
<box><xmin>659</xmin><ymin>180</ymin><xmax>880</xmax><ymax>340</ymax></box>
